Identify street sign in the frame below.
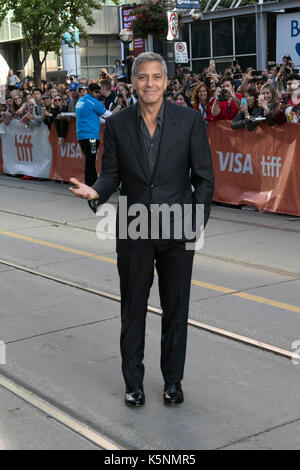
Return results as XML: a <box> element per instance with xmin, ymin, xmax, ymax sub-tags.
<box><xmin>174</xmin><ymin>42</ymin><xmax>189</xmax><ymax>63</ymax></box>
<box><xmin>176</xmin><ymin>0</ymin><xmax>200</xmax><ymax>8</ymax></box>
<box><xmin>167</xmin><ymin>11</ymin><xmax>180</xmax><ymax>41</ymax></box>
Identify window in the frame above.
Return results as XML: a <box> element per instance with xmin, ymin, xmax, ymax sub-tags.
<box><xmin>191</xmin><ymin>59</ymin><xmax>209</xmax><ymax>73</ymax></box>
<box><xmin>181</xmin><ymin>23</ymin><xmax>190</xmax><ymax>52</ymax></box>
<box><xmin>213</xmin><ymin>18</ymin><xmax>233</xmax><ymax>57</ymax></box>
<box><xmin>191</xmin><ymin>22</ymin><xmax>210</xmax><ymax>58</ymax></box>
<box><xmin>235</xmin><ymin>55</ymin><xmax>257</xmax><ymax>71</ymax></box>
<box><xmin>235</xmin><ymin>16</ymin><xmax>256</xmax><ymax>55</ymax></box>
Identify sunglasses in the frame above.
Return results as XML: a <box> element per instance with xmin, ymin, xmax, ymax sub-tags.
<box><xmin>54</xmin><ymin>98</ymin><xmax>62</xmax><ymax>102</ymax></box>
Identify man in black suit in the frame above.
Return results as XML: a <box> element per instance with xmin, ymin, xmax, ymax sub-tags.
<box><xmin>70</xmin><ymin>52</ymin><xmax>214</xmax><ymax>407</ymax></box>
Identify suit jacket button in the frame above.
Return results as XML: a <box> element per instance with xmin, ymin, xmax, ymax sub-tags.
<box><xmin>150</xmin><ymin>184</ymin><xmax>154</xmax><ymax>189</ymax></box>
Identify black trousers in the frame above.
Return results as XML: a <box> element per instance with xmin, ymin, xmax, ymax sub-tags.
<box><xmin>79</xmin><ymin>139</ymin><xmax>100</xmax><ymax>187</ymax></box>
<box><xmin>117</xmin><ymin>238</ymin><xmax>195</xmax><ymax>391</ymax></box>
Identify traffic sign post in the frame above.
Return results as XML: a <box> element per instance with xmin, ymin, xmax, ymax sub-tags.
<box><xmin>174</xmin><ymin>42</ymin><xmax>189</xmax><ymax>63</ymax></box>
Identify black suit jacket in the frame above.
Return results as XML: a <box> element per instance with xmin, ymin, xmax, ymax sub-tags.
<box><xmin>90</xmin><ymin>100</ymin><xmax>214</xmax><ymax>240</ymax></box>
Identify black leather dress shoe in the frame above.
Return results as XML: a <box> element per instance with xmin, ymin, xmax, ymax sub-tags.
<box><xmin>125</xmin><ymin>388</ymin><xmax>145</xmax><ymax>407</ymax></box>
<box><xmin>163</xmin><ymin>383</ymin><xmax>184</xmax><ymax>405</ymax></box>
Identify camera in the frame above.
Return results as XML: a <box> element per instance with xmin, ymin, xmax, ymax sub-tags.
<box><xmin>281</xmin><ymin>93</ymin><xmax>289</xmax><ymax>105</ymax></box>
<box><xmin>117</xmin><ymin>92</ymin><xmax>124</xmax><ymax>99</ymax></box>
<box><xmin>251</xmin><ymin>70</ymin><xmax>262</xmax><ymax>77</ymax></box>
<box><xmin>218</xmin><ymin>89</ymin><xmax>228</xmax><ymax>101</ymax></box>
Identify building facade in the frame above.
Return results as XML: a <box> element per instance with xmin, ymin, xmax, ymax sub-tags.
<box><xmin>0</xmin><ymin>0</ymin><xmax>299</xmax><ymax>82</ymax></box>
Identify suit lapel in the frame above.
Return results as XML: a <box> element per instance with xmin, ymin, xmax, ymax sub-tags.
<box><xmin>123</xmin><ymin>104</ymin><xmax>151</xmax><ymax>182</ymax></box>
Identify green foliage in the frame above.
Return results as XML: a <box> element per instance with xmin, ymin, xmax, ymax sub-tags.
<box><xmin>0</xmin><ymin>0</ymin><xmax>118</xmax><ymax>82</ymax></box>
<box><xmin>131</xmin><ymin>1</ymin><xmax>167</xmax><ymax>40</ymax></box>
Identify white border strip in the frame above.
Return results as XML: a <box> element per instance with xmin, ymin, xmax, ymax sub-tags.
<box><xmin>0</xmin><ymin>375</ymin><xmax>121</xmax><ymax>450</ymax></box>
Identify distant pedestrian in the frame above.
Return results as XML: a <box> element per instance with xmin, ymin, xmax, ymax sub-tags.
<box><xmin>75</xmin><ymin>83</ymin><xmax>111</xmax><ymax>186</ymax></box>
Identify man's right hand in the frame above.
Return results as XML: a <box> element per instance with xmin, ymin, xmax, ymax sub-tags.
<box><xmin>215</xmin><ymin>87</ymin><xmax>222</xmax><ymax>101</ymax></box>
<box><xmin>69</xmin><ymin>177</ymin><xmax>99</xmax><ymax>200</ymax></box>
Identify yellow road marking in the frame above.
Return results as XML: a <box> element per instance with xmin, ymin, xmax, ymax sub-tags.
<box><xmin>0</xmin><ymin>231</ymin><xmax>117</xmax><ymax>265</ymax></box>
<box><xmin>1</xmin><ymin>230</ymin><xmax>300</xmax><ymax>314</ymax></box>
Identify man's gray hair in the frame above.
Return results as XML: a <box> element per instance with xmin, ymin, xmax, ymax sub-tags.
<box><xmin>132</xmin><ymin>52</ymin><xmax>168</xmax><ymax>77</ymax></box>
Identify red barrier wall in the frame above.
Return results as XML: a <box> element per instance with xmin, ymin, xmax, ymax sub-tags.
<box><xmin>1</xmin><ymin>119</ymin><xmax>300</xmax><ymax>216</ymax></box>
<box><xmin>207</xmin><ymin>121</ymin><xmax>300</xmax><ymax>216</ymax></box>
<box><xmin>49</xmin><ymin>120</ymin><xmax>104</xmax><ymax>182</ymax></box>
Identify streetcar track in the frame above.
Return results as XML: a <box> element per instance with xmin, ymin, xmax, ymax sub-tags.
<box><xmin>0</xmin><ymin>373</ymin><xmax>123</xmax><ymax>450</ymax></box>
<box><xmin>1</xmin><ymin>209</ymin><xmax>300</xmax><ymax>279</ymax></box>
<box><xmin>0</xmin><ymin>202</ymin><xmax>300</xmax><ymax>234</ymax></box>
<box><xmin>1</xmin><ymin>258</ymin><xmax>300</xmax><ymax>363</ymax></box>
<box><xmin>1</xmin><ymin>229</ymin><xmax>300</xmax><ymax>312</ymax></box>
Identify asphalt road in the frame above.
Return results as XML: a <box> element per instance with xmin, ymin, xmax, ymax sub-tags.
<box><xmin>0</xmin><ymin>175</ymin><xmax>300</xmax><ymax>450</ymax></box>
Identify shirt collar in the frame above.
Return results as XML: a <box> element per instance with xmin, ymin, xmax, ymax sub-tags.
<box><xmin>138</xmin><ymin>99</ymin><xmax>164</xmax><ymax>124</ymax></box>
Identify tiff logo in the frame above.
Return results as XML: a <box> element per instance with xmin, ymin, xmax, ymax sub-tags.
<box><xmin>0</xmin><ymin>340</ymin><xmax>6</xmax><ymax>365</ymax></box>
<box><xmin>15</xmin><ymin>135</ymin><xmax>33</xmax><ymax>162</ymax></box>
<box><xmin>261</xmin><ymin>156</ymin><xmax>282</xmax><ymax>177</ymax></box>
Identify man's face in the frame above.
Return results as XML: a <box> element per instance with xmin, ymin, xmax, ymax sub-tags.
<box><xmin>33</xmin><ymin>90</ymin><xmax>42</xmax><ymax>102</ymax></box>
<box><xmin>91</xmin><ymin>90</ymin><xmax>101</xmax><ymax>99</ymax></box>
<box><xmin>71</xmin><ymin>89</ymin><xmax>79</xmax><ymax>99</ymax></box>
<box><xmin>256</xmin><ymin>81</ymin><xmax>264</xmax><ymax>92</ymax></box>
<box><xmin>131</xmin><ymin>61</ymin><xmax>167</xmax><ymax>106</ymax></box>
<box><xmin>42</xmin><ymin>97</ymin><xmax>52</xmax><ymax>107</ymax></box>
<box><xmin>221</xmin><ymin>81</ymin><xmax>233</xmax><ymax>94</ymax></box>
<box><xmin>99</xmin><ymin>86</ymin><xmax>110</xmax><ymax>97</ymax></box>
<box><xmin>79</xmin><ymin>88</ymin><xmax>87</xmax><ymax>97</ymax></box>
<box><xmin>287</xmin><ymin>79</ymin><xmax>300</xmax><ymax>95</ymax></box>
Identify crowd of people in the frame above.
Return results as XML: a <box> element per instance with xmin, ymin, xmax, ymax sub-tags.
<box><xmin>1</xmin><ymin>54</ymin><xmax>299</xmax><ymax>143</ymax></box>
<box><xmin>166</xmin><ymin>56</ymin><xmax>300</xmax><ymax>129</ymax></box>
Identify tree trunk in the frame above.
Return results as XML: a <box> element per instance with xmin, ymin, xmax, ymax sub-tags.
<box><xmin>32</xmin><ymin>48</ymin><xmax>43</xmax><ymax>87</ymax></box>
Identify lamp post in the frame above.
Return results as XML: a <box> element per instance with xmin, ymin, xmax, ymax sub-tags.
<box><xmin>120</xmin><ymin>28</ymin><xmax>134</xmax><ymax>83</ymax></box>
<box><xmin>120</xmin><ymin>28</ymin><xmax>134</xmax><ymax>60</ymax></box>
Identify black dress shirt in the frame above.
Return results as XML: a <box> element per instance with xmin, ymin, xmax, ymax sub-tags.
<box><xmin>138</xmin><ymin>101</ymin><xmax>164</xmax><ymax>175</ymax></box>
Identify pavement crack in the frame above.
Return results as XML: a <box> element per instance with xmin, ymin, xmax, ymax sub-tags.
<box><xmin>216</xmin><ymin>415</ymin><xmax>300</xmax><ymax>450</ymax></box>
<box><xmin>4</xmin><ymin>315</ymin><xmax>120</xmax><ymax>345</ymax></box>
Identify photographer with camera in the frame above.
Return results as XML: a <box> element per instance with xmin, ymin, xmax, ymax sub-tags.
<box><xmin>192</xmin><ymin>82</ymin><xmax>217</xmax><ymax>125</ymax></box>
<box><xmin>109</xmin><ymin>82</ymin><xmax>137</xmax><ymax>112</ymax></box>
<box><xmin>41</xmin><ymin>94</ymin><xmax>53</xmax><ymax>130</ymax></box>
<box><xmin>212</xmin><ymin>77</ymin><xmax>242</xmax><ymax>120</ymax></box>
<box><xmin>99</xmin><ymin>79</ymin><xmax>116</xmax><ymax>110</ymax></box>
<box><xmin>275</xmin><ymin>73</ymin><xmax>300</xmax><ymax>124</ymax></box>
<box><xmin>231</xmin><ymin>87</ymin><xmax>262</xmax><ymax>131</ymax></box>
<box><xmin>173</xmin><ymin>91</ymin><xmax>191</xmax><ymax>108</ymax></box>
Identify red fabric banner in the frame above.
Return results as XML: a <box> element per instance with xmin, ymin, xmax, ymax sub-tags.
<box><xmin>48</xmin><ymin>120</ymin><xmax>104</xmax><ymax>183</ymax></box>
<box><xmin>207</xmin><ymin>121</ymin><xmax>300</xmax><ymax>216</ymax></box>
<box><xmin>1</xmin><ymin>119</ymin><xmax>300</xmax><ymax>216</ymax></box>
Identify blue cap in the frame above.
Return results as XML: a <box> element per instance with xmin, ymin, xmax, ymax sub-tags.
<box><xmin>16</xmin><ymin>83</ymin><xmax>22</xmax><ymax>89</ymax></box>
<box><xmin>69</xmin><ymin>82</ymin><xmax>79</xmax><ymax>90</ymax></box>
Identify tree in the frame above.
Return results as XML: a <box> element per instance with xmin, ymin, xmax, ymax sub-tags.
<box><xmin>0</xmin><ymin>0</ymin><xmax>119</xmax><ymax>85</ymax></box>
